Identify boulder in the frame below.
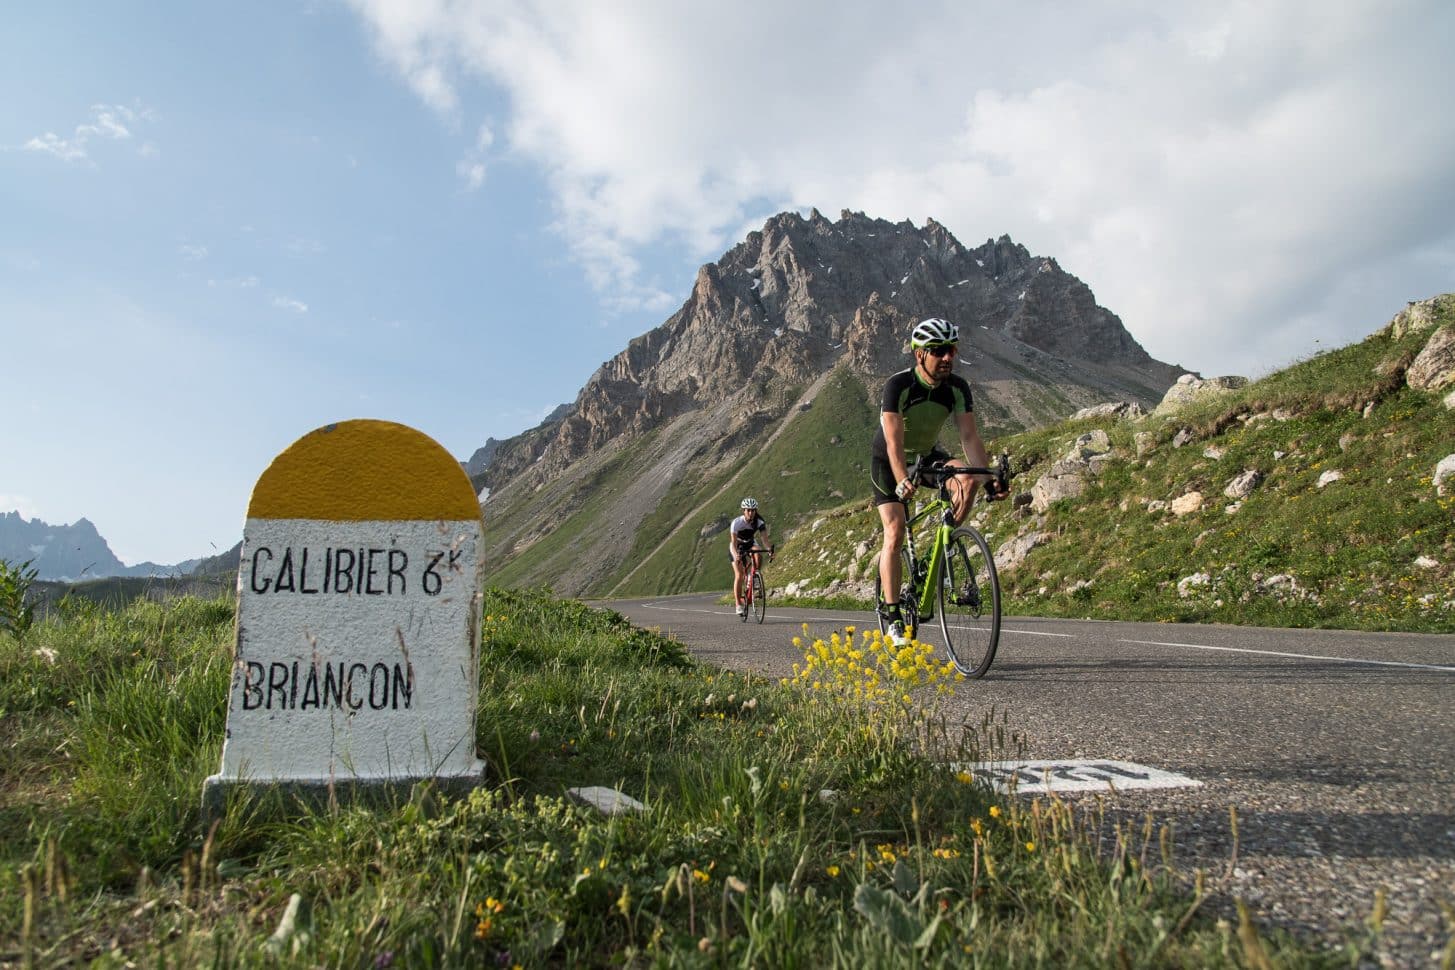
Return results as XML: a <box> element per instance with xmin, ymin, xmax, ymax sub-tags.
<box><xmin>994</xmin><ymin>531</ymin><xmax>1051</xmax><ymax>572</ymax></box>
<box><xmin>1066</xmin><ymin>429</ymin><xmax>1112</xmax><ymax>460</ymax></box>
<box><xmin>1153</xmin><ymin>374</ymin><xmax>1248</xmax><ymax>415</ymax></box>
<box><xmin>1436</xmin><ymin>454</ymin><xmax>1455</xmax><ymax>497</ymax></box>
<box><xmin>1406</xmin><ymin>325</ymin><xmax>1455</xmax><ymax>392</ymax></box>
<box><xmin>1170</xmin><ymin>491</ymin><xmax>1204</xmax><ymax>516</ymax></box>
<box><xmin>1317</xmin><ymin>470</ymin><xmax>1344</xmax><ymax>488</ymax></box>
<box><xmin>1224</xmin><ymin>469</ymin><xmax>1264</xmax><ymax>500</ymax></box>
<box><xmin>1135</xmin><ymin>431</ymin><xmax>1156</xmax><ymax>457</ymax></box>
<box><xmin>1030</xmin><ymin>471</ymin><xmax>1087</xmax><ymax>512</ymax></box>
<box><xmin>1070</xmin><ymin>401</ymin><xmax>1145</xmax><ymax>421</ymax></box>
<box><xmin>1380</xmin><ymin>293</ymin><xmax>1455</xmax><ymax>340</ymax></box>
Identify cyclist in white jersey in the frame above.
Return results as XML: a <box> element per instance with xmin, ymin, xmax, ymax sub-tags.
<box><xmin>728</xmin><ymin>497</ymin><xmax>774</xmax><ymax>616</ymax></box>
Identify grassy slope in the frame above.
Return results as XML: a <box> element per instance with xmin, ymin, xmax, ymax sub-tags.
<box><xmin>483</xmin><ymin>430</ymin><xmax>663</xmax><ymax>589</ymax></box>
<box><xmin>774</xmin><ymin>319</ymin><xmax>1455</xmax><ymax>633</ymax></box>
<box><xmin>611</xmin><ymin>367</ymin><xmax>879</xmax><ymax>596</ymax></box>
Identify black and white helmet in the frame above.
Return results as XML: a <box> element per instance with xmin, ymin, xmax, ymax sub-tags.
<box><xmin>910</xmin><ymin>317</ymin><xmax>959</xmax><ymax>348</ymax></box>
<box><xmin>740</xmin><ymin>497</ymin><xmax>758</xmax><ymax>510</ymax></box>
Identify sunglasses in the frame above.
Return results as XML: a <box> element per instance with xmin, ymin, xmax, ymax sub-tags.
<box><xmin>922</xmin><ymin>343</ymin><xmax>958</xmax><ymax>358</ymax></box>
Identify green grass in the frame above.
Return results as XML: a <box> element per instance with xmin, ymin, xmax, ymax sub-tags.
<box><xmin>1</xmin><ymin>591</ymin><xmax>1352</xmax><ymax>966</ymax></box>
<box><xmin>772</xmin><ymin>322</ymin><xmax>1455</xmax><ymax>633</ymax></box>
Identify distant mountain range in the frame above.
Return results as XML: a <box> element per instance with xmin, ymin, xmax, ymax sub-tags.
<box><xmin>0</xmin><ymin>511</ymin><xmax>239</xmax><ymax>581</ymax></box>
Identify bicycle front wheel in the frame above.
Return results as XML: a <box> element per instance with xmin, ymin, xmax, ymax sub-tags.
<box><xmin>752</xmin><ymin>572</ymin><xmax>767</xmax><ymax>623</ymax></box>
<box><xmin>937</xmin><ymin>527</ymin><xmax>1001</xmax><ymax>678</ymax></box>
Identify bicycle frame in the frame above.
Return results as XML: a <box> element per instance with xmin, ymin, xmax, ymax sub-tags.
<box><xmin>901</xmin><ymin>498</ymin><xmax>956</xmax><ymax>622</ymax></box>
<box><xmin>889</xmin><ymin>455</ymin><xmax>1009</xmax><ymax>624</ymax></box>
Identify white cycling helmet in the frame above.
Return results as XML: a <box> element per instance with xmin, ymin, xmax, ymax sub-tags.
<box><xmin>740</xmin><ymin>497</ymin><xmax>758</xmax><ymax>510</ymax></box>
<box><xmin>910</xmin><ymin>317</ymin><xmax>959</xmax><ymax>348</ymax></box>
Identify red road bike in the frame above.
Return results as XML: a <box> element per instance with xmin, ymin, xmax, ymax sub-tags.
<box><xmin>738</xmin><ymin>546</ymin><xmax>773</xmax><ymax>624</ymax></box>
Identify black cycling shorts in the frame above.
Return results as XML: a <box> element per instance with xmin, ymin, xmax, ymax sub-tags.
<box><xmin>869</xmin><ymin>454</ymin><xmax>903</xmax><ymax>507</ymax></box>
<box><xmin>870</xmin><ymin>446</ymin><xmax>951</xmax><ymax>506</ymax></box>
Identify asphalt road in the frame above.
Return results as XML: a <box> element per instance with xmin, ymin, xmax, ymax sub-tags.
<box><xmin>598</xmin><ymin>593</ymin><xmax>1455</xmax><ymax>965</ymax></box>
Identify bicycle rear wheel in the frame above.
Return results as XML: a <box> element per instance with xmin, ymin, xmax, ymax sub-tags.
<box><xmin>752</xmin><ymin>572</ymin><xmax>766</xmax><ymax>623</ymax></box>
<box><xmin>873</xmin><ymin>545</ymin><xmax>919</xmax><ymax>639</ymax></box>
<box><xmin>937</xmin><ymin>526</ymin><xmax>1000</xmax><ymax>678</ymax></box>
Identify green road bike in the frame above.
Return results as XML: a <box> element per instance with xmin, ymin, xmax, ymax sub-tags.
<box><xmin>874</xmin><ymin>455</ymin><xmax>1011</xmax><ymax>678</ymax></box>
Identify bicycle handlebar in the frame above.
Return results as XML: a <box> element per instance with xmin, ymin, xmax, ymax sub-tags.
<box><xmin>908</xmin><ymin>453</ymin><xmax>1013</xmax><ymax>500</ymax></box>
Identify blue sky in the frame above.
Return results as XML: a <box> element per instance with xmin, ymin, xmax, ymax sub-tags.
<box><xmin>4</xmin><ymin>0</ymin><xmax>1453</xmax><ymax>566</ymax></box>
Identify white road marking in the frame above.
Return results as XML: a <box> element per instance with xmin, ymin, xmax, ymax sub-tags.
<box><xmin>632</xmin><ymin>603</ymin><xmax>1455</xmax><ymax>673</ymax></box>
<box><xmin>950</xmin><ymin>759</ymin><xmax>1203</xmax><ymax>794</ymax></box>
<box><xmin>1118</xmin><ymin>638</ymin><xmax>1455</xmax><ymax>673</ymax></box>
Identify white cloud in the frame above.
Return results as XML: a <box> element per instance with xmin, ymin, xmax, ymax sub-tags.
<box><xmin>179</xmin><ymin>244</ymin><xmax>208</xmax><ymax>262</ymax></box>
<box><xmin>22</xmin><ymin>102</ymin><xmax>155</xmax><ymax>165</ymax></box>
<box><xmin>272</xmin><ymin>296</ymin><xmax>309</xmax><ymax>313</ymax></box>
<box><xmin>207</xmin><ymin>275</ymin><xmax>260</xmax><ymax>289</ymax></box>
<box><xmin>455</xmin><ymin>123</ymin><xmax>494</xmax><ymax>190</ymax></box>
<box><xmin>347</xmin><ymin>0</ymin><xmax>1455</xmax><ymax>374</ymax></box>
<box><xmin>285</xmin><ymin>237</ymin><xmax>326</xmax><ymax>257</ymax></box>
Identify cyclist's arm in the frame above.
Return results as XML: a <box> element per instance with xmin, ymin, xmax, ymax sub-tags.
<box><xmin>955</xmin><ymin>410</ymin><xmax>992</xmax><ymax>473</ymax></box>
<box><xmin>881</xmin><ymin>411</ymin><xmax>913</xmax><ymax>495</ymax></box>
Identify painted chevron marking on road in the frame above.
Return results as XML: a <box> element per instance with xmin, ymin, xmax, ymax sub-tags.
<box><xmin>952</xmin><ymin>759</ymin><xmax>1203</xmax><ymax>795</ymax></box>
<box><xmin>1118</xmin><ymin>638</ymin><xmax>1455</xmax><ymax>673</ymax></box>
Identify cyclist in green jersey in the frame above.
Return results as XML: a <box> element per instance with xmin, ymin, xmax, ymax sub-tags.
<box><xmin>870</xmin><ymin>317</ymin><xmax>1003</xmax><ymax>646</ymax></box>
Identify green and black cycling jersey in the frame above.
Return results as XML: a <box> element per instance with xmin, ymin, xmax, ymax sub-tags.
<box><xmin>871</xmin><ymin>368</ymin><xmax>973</xmax><ymax>460</ymax></box>
<box><xmin>870</xmin><ymin>368</ymin><xmax>973</xmax><ymax>500</ymax></box>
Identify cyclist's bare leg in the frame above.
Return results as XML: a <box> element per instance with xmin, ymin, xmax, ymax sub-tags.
<box><xmin>877</xmin><ymin>502</ymin><xmax>907</xmax><ymax>607</ymax></box>
<box><xmin>731</xmin><ymin>557</ymin><xmax>747</xmax><ymax>605</ymax></box>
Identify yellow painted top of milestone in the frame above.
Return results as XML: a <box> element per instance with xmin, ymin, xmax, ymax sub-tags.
<box><xmin>248</xmin><ymin>419</ymin><xmax>481</xmax><ymax>522</ymax></box>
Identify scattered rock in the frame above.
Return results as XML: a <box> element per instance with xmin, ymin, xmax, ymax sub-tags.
<box><xmin>1443</xmin><ymin>389</ymin><xmax>1455</xmax><ymax>411</ymax></box>
<box><xmin>1177</xmin><ymin>572</ymin><xmax>1211</xmax><ymax>597</ymax></box>
<box><xmin>1338</xmin><ymin>433</ymin><xmax>1359</xmax><ymax>452</ymax></box>
<box><xmin>1031</xmin><ymin>472</ymin><xmax>1087</xmax><ymax>512</ymax></box>
<box><xmin>1070</xmin><ymin>401</ymin><xmax>1145</xmax><ymax>421</ymax></box>
<box><xmin>1317</xmin><ymin>470</ymin><xmax>1344</xmax><ymax>488</ymax></box>
<box><xmin>568</xmin><ymin>786</ymin><xmax>648</xmax><ymax>816</ymax></box>
<box><xmin>1414</xmin><ymin>556</ymin><xmax>1439</xmax><ymax>569</ymax></box>
<box><xmin>1146</xmin><ymin>499</ymin><xmax>1168</xmax><ymax>513</ymax></box>
<box><xmin>1135</xmin><ymin>431</ymin><xmax>1156</xmax><ymax>457</ymax></box>
<box><xmin>1170</xmin><ymin>491</ymin><xmax>1205</xmax><ymax>516</ymax></box>
<box><xmin>1224</xmin><ymin>501</ymin><xmax>1243</xmax><ymax>514</ymax></box>
<box><xmin>1273</xmin><ymin>450</ymin><xmax>1287</xmax><ymax>460</ymax></box>
<box><xmin>1203</xmin><ymin>445</ymin><xmax>1225</xmax><ymax>460</ymax></box>
<box><xmin>1435</xmin><ymin>454</ymin><xmax>1455</xmax><ymax>496</ymax></box>
<box><xmin>1224</xmin><ymin>469</ymin><xmax>1264</xmax><ymax>500</ymax></box>
<box><xmin>1066</xmin><ymin>430</ymin><xmax>1112</xmax><ymax>460</ymax></box>
<box><xmin>1172</xmin><ymin>428</ymin><xmax>1195</xmax><ymax>448</ymax></box>
<box><xmin>995</xmin><ymin>531</ymin><xmax>1051</xmax><ymax>572</ymax></box>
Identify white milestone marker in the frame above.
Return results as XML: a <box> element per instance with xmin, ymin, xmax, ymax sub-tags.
<box><xmin>203</xmin><ymin>420</ymin><xmax>487</xmax><ymax>812</ymax></box>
